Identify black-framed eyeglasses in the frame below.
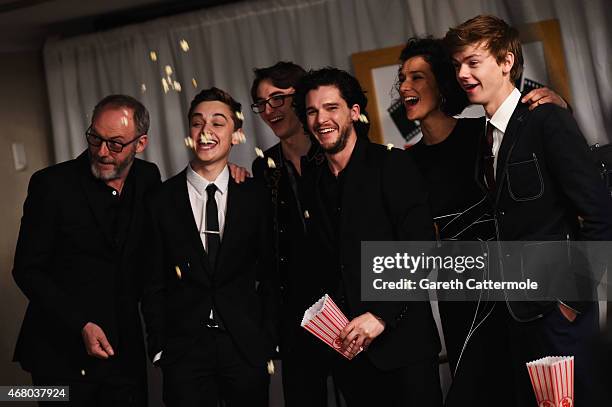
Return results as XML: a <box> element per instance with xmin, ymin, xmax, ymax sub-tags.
<box><xmin>85</xmin><ymin>127</ymin><xmax>142</xmax><ymax>153</ymax></box>
<box><xmin>250</xmin><ymin>93</ymin><xmax>294</xmax><ymax>114</ymax></box>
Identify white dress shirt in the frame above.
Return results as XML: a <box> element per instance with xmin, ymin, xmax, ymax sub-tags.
<box><xmin>186</xmin><ymin>163</ymin><xmax>230</xmax><ymax>249</ymax></box>
<box><xmin>488</xmin><ymin>87</ymin><xmax>522</xmax><ymax>178</ymax></box>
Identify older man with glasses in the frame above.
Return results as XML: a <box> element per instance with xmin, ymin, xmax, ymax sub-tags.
<box><xmin>12</xmin><ymin>94</ymin><xmax>160</xmax><ymax>406</ymax></box>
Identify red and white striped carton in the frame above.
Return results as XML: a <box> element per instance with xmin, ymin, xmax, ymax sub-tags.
<box><xmin>301</xmin><ymin>294</ymin><xmax>362</xmax><ymax>360</ymax></box>
<box><xmin>526</xmin><ymin>356</ymin><xmax>574</xmax><ymax>407</ymax></box>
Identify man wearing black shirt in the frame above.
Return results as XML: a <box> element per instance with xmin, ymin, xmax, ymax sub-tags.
<box><xmin>294</xmin><ymin>67</ymin><xmax>442</xmax><ymax>406</ymax></box>
<box><xmin>250</xmin><ymin>62</ymin><xmax>328</xmax><ymax>406</ymax></box>
<box><xmin>13</xmin><ymin>95</ymin><xmax>161</xmax><ymax>406</ymax></box>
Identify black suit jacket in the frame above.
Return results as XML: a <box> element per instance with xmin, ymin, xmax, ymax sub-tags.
<box><xmin>477</xmin><ymin>102</ymin><xmax>612</xmax><ymax>318</ymax></box>
<box><xmin>13</xmin><ymin>152</ymin><xmax>161</xmax><ymax>379</ymax></box>
<box><xmin>141</xmin><ymin>170</ymin><xmax>278</xmax><ymax>368</ymax></box>
<box><xmin>300</xmin><ymin>136</ymin><xmax>441</xmax><ymax>370</ymax></box>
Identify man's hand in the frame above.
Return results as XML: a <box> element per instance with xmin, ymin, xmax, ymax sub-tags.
<box><xmin>82</xmin><ymin>322</ymin><xmax>114</xmax><ymax>359</ymax></box>
<box><xmin>228</xmin><ymin>163</ymin><xmax>251</xmax><ymax>184</ymax></box>
<box><xmin>522</xmin><ymin>87</ymin><xmax>568</xmax><ymax>111</ymax></box>
<box><xmin>339</xmin><ymin>312</ymin><xmax>385</xmax><ymax>358</ymax></box>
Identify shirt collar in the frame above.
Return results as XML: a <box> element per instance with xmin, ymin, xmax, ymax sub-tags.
<box><xmin>489</xmin><ymin>87</ymin><xmax>521</xmax><ymax>133</ymax></box>
<box><xmin>186</xmin><ymin>164</ymin><xmax>230</xmax><ymax>196</ymax></box>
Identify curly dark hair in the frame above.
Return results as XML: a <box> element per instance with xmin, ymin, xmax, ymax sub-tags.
<box><xmin>188</xmin><ymin>87</ymin><xmax>243</xmax><ymax>130</ymax></box>
<box><xmin>293</xmin><ymin>67</ymin><xmax>369</xmax><ymax>135</ymax></box>
<box><xmin>250</xmin><ymin>61</ymin><xmax>307</xmax><ymax>102</ymax></box>
<box><xmin>398</xmin><ymin>37</ymin><xmax>469</xmax><ymax>116</ymax></box>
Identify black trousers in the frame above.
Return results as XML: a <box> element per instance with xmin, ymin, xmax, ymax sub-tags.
<box><xmin>504</xmin><ymin>302</ymin><xmax>600</xmax><ymax>407</ymax></box>
<box><xmin>161</xmin><ymin>328</ymin><xmax>269</xmax><ymax>407</ymax></box>
<box><xmin>32</xmin><ymin>369</ymin><xmax>146</xmax><ymax>407</ymax></box>
<box><xmin>282</xmin><ymin>328</ymin><xmax>442</xmax><ymax>407</ymax></box>
<box><xmin>443</xmin><ymin>301</ymin><xmax>514</xmax><ymax>407</ymax></box>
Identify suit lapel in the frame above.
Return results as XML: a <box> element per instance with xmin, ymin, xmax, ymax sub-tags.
<box><xmin>493</xmin><ymin>103</ymin><xmax>530</xmax><ymax>204</ymax></box>
<box><xmin>310</xmin><ymin>165</ymin><xmax>336</xmax><ymax>252</ymax></box>
<box><xmin>174</xmin><ymin>171</ymin><xmax>213</xmax><ymax>282</ymax></box>
<box><xmin>340</xmin><ymin>136</ymin><xmax>367</xmax><ymax>236</ymax></box>
<box><xmin>77</xmin><ymin>152</ymin><xmax>114</xmax><ymax>247</ymax></box>
<box><xmin>214</xmin><ymin>178</ymin><xmax>240</xmax><ymax>277</ymax></box>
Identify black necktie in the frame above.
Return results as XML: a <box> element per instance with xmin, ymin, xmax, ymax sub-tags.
<box><xmin>484</xmin><ymin>123</ymin><xmax>496</xmax><ymax>191</ymax></box>
<box><xmin>205</xmin><ymin>184</ymin><xmax>220</xmax><ymax>269</ymax></box>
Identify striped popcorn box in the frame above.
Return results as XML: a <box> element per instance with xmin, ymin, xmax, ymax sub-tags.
<box><xmin>526</xmin><ymin>356</ymin><xmax>574</xmax><ymax>407</ymax></box>
<box><xmin>301</xmin><ymin>294</ymin><xmax>362</xmax><ymax>360</ymax></box>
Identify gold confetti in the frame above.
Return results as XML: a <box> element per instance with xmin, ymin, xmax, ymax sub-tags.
<box><xmin>175</xmin><ymin>265</ymin><xmax>182</xmax><ymax>279</ymax></box>
<box><xmin>304</xmin><ymin>210</ymin><xmax>310</xmax><ymax>219</ymax></box>
<box><xmin>173</xmin><ymin>80</ymin><xmax>182</xmax><ymax>92</ymax></box>
<box><xmin>164</xmin><ymin>65</ymin><xmax>173</xmax><ymax>76</ymax></box>
<box><xmin>236</xmin><ymin>111</ymin><xmax>244</xmax><ymax>121</ymax></box>
<box><xmin>192</xmin><ymin>78</ymin><xmax>198</xmax><ymax>88</ymax></box>
<box><xmin>255</xmin><ymin>147</ymin><xmax>264</xmax><ymax>158</ymax></box>
<box><xmin>140</xmin><ymin>83</ymin><xmax>146</xmax><ymax>93</ymax></box>
<box><xmin>149</xmin><ymin>51</ymin><xmax>157</xmax><ymax>61</ymax></box>
<box><xmin>267</xmin><ymin>157</ymin><xmax>276</xmax><ymax>169</ymax></box>
<box><xmin>267</xmin><ymin>360</ymin><xmax>275</xmax><ymax>375</ymax></box>
<box><xmin>358</xmin><ymin>113</ymin><xmax>369</xmax><ymax>124</ymax></box>
<box><xmin>120</xmin><ymin>116</ymin><xmax>129</xmax><ymax>127</ymax></box>
<box><xmin>386</xmin><ymin>143</ymin><xmax>393</xmax><ymax>150</ymax></box>
<box><xmin>80</xmin><ymin>369</ymin><xmax>86</xmax><ymax>376</ymax></box>
<box><xmin>161</xmin><ymin>77</ymin><xmax>170</xmax><ymax>93</ymax></box>
<box><xmin>237</xmin><ymin>131</ymin><xmax>246</xmax><ymax>144</ymax></box>
<box><xmin>179</xmin><ymin>39</ymin><xmax>190</xmax><ymax>52</ymax></box>
<box><xmin>184</xmin><ymin>137</ymin><xmax>194</xmax><ymax>149</ymax></box>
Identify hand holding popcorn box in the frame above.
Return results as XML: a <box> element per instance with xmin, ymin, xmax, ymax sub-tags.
<box><xmin>301</xmin><ymin>294</ymin><xmax>362</xmax><ymax>360</ymax></box>
<box><xmin>526</xmin><ymin>356</ymin><xmax>574</xmax><ymax>407</ymax></box>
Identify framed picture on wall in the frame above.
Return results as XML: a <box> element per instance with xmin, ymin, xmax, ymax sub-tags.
<box><xmin>351</xmin><ymin>19</ymin><xmax>572</xmax><ymax>146</ymax></box>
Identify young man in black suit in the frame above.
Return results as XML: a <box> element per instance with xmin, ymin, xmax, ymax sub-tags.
<box><xmin>141</xmin><ymin>87</ymin><xmax>278</xmax><ymax>407</ymax></box>
<box><xmin>13</xmin><ymin>95</ymin><xmax>161</xmax><ymax>406</ymax></box>
<box><xmin>447</xmin><ymin>15</ymin><xmax>612</xmax><ymax>406</ymax></box>
<box><xmin>293</xmin><ymin>68</ymin><xmax>442</xmax><ymax>407</ymax></box>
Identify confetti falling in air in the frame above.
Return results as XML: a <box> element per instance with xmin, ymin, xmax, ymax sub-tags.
<box><xmin>255</xmin><ymin>147</ymin><xmax>264</xmax><ymax>158</ymax></box>
<box><xmin>267</xmin><ymin>360</ymin><xmax>275</xmax><ymax>375</ymax></box>
<box><xmin>173</xmin><ymin>80</ymin><xmax>182</xmax><ymax>92</ymax></box>
<box><xmin>184</xmin><ymin>137</ymin><xmax>194</xmax><ymax>149</ymax></box>
<box><xmin>161</xmin><ymin>78</ymin><xmax>170</xmax><ymax>93</ymax></box>
<box><xmin>200</xmin><ymin>130</ymin><xmax>215</xmax><ymax>144</ymax></box>
<box><xmin>236</xmin><ymin>111</ymin><xmax>244</xmax><ymax>121</ymax></box>
<box><xmin>141</xmin><ymin>83</ymin><xmax>146</xmax><ymax>93</ymax></box>
<box><xmin>386</xmin><ymin>143</ymin><xmax>393</xmax><ymax>150</ymax></box>
<box><xmin>179</xmin><ymin>39</ymin><xmax>190</xmax><ymax>52</ymax></box>
<box><xmin>192</xmin><ymin>78</ymin><xmax>198</xmax><ymax>88</ymax></box>
<box><xmin>80</xmin><ymin>369</ymin><xmax>86</xmax><ymax>376</ymax></box>
<box><xmin>120</xmin><ymin>117</ymin><xmax>129</xmax><ymax>127</ymax></box>
<box><xmin>358</xmin><ymin>114</ymin><xmax>369</xmax><ymax>123</ymax></box>
<box><xmin>267</xmin><ymin>157</ymin><xmax>276</xmax><ymax>169</ymax></box>
<box><xmin>149</xmin><ymin>51</ymin><xmax>157</xmax><ymax>61</ymax></box>
<box><xmin>232</xmin><ymin>131</ymin><xmax>246</xmax><ymax>144</ymax></box>
<box><xmin>164</xmin><ymin>65</ymin><xmax>173</xmax><ymax>76</ymax></box>
<box><xmin>304</xmin><ymin>210</ymin><xmax>310</xmax><ymax>219</ymax></box>
<box><xmin>175</xmin><ymin>265</ymin><xmax>182</xmax><ymax>279</ymax></box>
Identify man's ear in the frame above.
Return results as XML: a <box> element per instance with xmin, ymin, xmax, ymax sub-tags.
<box><xmin>502</xmin><ymin>51</ymin><xmax>515</xmax><ymax>76</ymax></box>
<box><xmin>350</xmin><ymin>104</ymin><xmax>361</xmax><ymax>122</ymax></box>
<box><xmin>135</xmin><ymin>135</ymin><xmax>148</xmax><ymax>153</ymax></box>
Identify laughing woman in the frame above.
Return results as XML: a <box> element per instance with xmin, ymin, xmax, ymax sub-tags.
<box><xmin>397</xmin><ymin>37</ymin><xmax>568</xmax><ymax>407</ymax></box>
